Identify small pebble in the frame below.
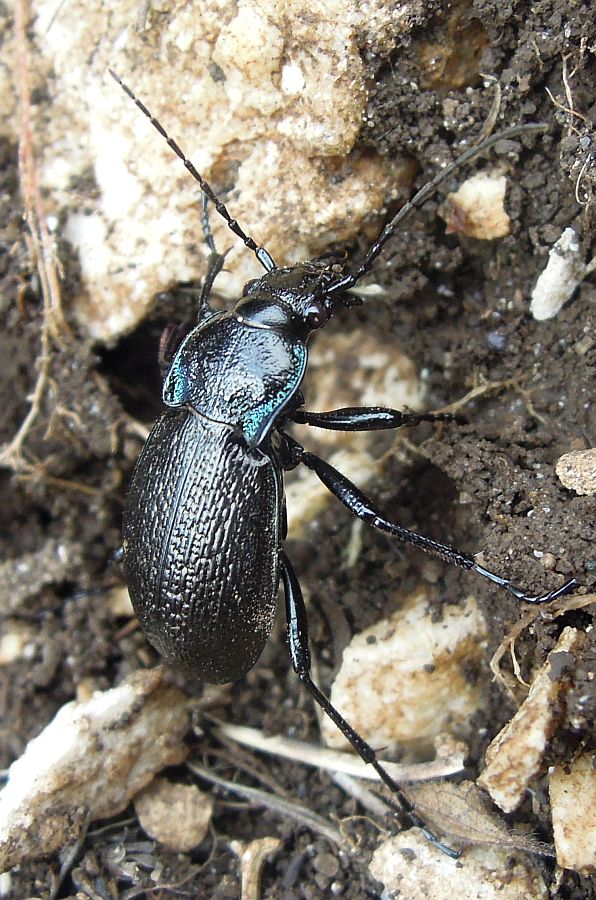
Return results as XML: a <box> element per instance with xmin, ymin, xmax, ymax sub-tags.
<box><xmin>556</xmin><ymin>448</ymin><xmax>596</xmax><ymax>495</ymax></box>
<box><xmin>134</xmin><ymin>778</ymin><xmax>213</xmax><ymax>852</ymax></box>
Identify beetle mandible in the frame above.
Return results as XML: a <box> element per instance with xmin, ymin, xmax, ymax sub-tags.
<box><xmin>111</xmin><ymin>70</ymin><xmax>577</xmax><ymax>855</ymax></box>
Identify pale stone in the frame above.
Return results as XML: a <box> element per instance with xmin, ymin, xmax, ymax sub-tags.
<box><xmin>442</xmin><ymin>171</ymin><xmax>510</xmax><ymax>239</ymax></box>
<box><xmin>321</xmin><ymin>587</ymin><xmax>488</xmax><ymax>753</ymax></box>
<box><xmin>2</xmin><ymin>0</ymin><xmax>426</xmax><ymax>341</ymax></box>
<box><xmin>134</xmin><ymin>778</ymin><xmax>213</xmax><ymax>852</ymax></box>
<box><xmin>370</xmin><ymin>830</ymin><xmax>549</xmax><ymax>899</ymax></box>
<box><xmin>530</xmin><ymin>228</ymin><xmax>587</xmax><ymax>320</ymax></box>
<box><xmin>556</xmin><ymin>448</ymin><xmax>596</xmax><ymax>496</ymax></box>
<box><xmin>549</xmin><ymin>754</ymin><xmax>596</xmax><ymax>873</ymax></box>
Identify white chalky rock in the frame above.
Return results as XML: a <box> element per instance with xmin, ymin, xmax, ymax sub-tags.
<box><xmin>370</xmin><ymin>830</ymin><xmax>549</xmax><ymax>899</ymax></box>
<box><xmin>442</xmin><ymin>170</ymin><xmax>510</xmax><ymax>239</ymax></box>
<box><xmin>286</xmin><ymin>329</ymin><xmax>426</xmax><ymax>535</ymax></box>
<box><xmin>549</xmin><ymin>753</ymin><xmax>596</xmax><ymax>873</ymax></box>
<box><xmin>0</xmin><ymin>668</ymin><xmax>190</xmax><ymax>872</ymax></box>
<box><xmin>479</xmin><ymin>627</ymin><xmax>585</xmax><ymax>813</ymax></box>
<box><xmin>1</xmin><ymin>0</ymin><xmax>424</xmax><ymax>340</ymax></box>
<box><xmin>530</xmin><ymin>228</ymin><xmax>589</xmax><ymax>320</ymax></box>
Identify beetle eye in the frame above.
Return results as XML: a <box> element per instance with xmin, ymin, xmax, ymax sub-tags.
<box><xmin>305</xmin><ymin>301</ymin><xmax>327</xmax><ymax>329</ymax></box>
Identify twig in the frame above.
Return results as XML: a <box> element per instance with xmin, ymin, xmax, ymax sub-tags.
<box><xmin>14</xmin><ymin>0</ymin><xmax>69</xmax><ymax>341</ymax></box>
<box><xmin>212</xmin><ymin>721</ymin><xmax>466</xmax><ymax>783</ymax></box>
<box><xmin>476</xmin><ymin>75</ymin><xmax>502</xmax><ymax>144</ymax></box>
<box><xmin>574</xmin><ymin>154</ymin><xmax>593</xmax><ymax>206</ymax></box>
<box><xmin>431</xmin><ymin>375</ymin><xmax>520</xmax><ymax>416</ymax></box>
<box><xmin>561</xmin><ymin>53</ymin><xmax>588</xmax><ymax>132</ymax></box>
<box><xmin>544</xmin><ymin>53</ymin><xmax>587</xmax><ymax>139</ymax></box>
<box><xmin>187</xmin><ymin>760</ymin><xmax>345</xmax><ymax>847</ymax></box>
<box><xmin>433</xmin><ymin>374</ymin><xmax>554</xmax><ymax>429</ymax></box>
<box><xmin>332</xmin><ymin>772</ymin><xmax>393</xmax><ymax>818</ymax></box>
<box><xmin>230</xmin><ymin>837</ymin><xmax>282</xmax><ymax>900</ymax></box>
<box><xmin>205</xmin><ymin>744</ymin><xmax>293</xmax><ymax>799</ymax></box>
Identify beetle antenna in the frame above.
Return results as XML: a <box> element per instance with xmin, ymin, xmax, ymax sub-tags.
<box><xmin>328</xmin><ymin>122</ymin><xmax>548</xmax><ymax>296</ymax></box>
<box><xmin>108</xmin><ymin>69</ymin><xmax>276</xmax><ymax>272</ymax></box>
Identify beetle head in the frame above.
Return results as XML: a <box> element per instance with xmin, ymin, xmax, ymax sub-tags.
<box><xmin>233</xmin><ymin>261</ymin><xmax>351</xmax><ymax>339</ymax></box>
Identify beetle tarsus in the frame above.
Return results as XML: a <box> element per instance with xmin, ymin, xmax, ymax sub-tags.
<box><xmin>472</xmin><ymin>565</ymin><xmax>578</xmax><ymax>604</ymax></box>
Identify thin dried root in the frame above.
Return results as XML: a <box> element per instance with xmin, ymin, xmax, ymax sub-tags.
<box><xmin>1</xmin><ymin>0</ymin><xmax>72</xmax><ymax>475</ymax></box>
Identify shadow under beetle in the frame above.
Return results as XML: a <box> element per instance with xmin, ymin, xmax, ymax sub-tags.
<box><xmin>112</xmin><ymin>71</ymin><xmax>577</xmax><ymax>856</ymax></box>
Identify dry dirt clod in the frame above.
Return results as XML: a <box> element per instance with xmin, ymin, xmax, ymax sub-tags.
<box><xmin>556</xmin><ymin>448</ymin><xmax>596</xmax><ymax>496</ymax></box>
<box><xmin>0</xmin><ymin>538</ymin><xmax>84</xmax><ymax>615</ymax></box>
<box><xmin>134</xmin><ymin>777</ymin><xmax>213</xmax><ymax>852</ymax></box>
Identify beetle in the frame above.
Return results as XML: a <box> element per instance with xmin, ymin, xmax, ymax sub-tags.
<box><xmin>111</xmin><ymin>71</ymin><xmax>577</xmax><ymax>854</ymax></box>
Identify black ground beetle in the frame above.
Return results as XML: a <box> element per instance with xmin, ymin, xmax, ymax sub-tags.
<box><xmin>112</xmin><ymin>71</ymin><xmax>577</xmax><ymax>855</ymax></box>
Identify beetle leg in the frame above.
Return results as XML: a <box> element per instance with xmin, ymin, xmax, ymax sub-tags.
<box><xmin>291</xmin><ymin>406</ymin><xmax>463</xmax><ymax>431</ymax></box>
<box><xmin>157</xmin><ymin>202</ymin><xmax>227</xmax><ymax>371</ymax></box>
<box><xmin>276</xmin><ymin>431</ymin><xmax>306</xmax><ymax>471</ymax></box>
<box><xmin>295</xmin><ymin>448</ymin><xmax>577</xmax><ymax>604</ymax></box>
<box><xmin>196</xmin><ymin>250</ymin><xmax>227</xmax><ymax>321</ymax></box>
<box><xmin>279</xmin><ymin>549</ymin><xmax>459</xmax><ymax>857</ymax></box>
<box><xmin>281</xmin><ymin>497</ymin><xmax>288</xmax><ymax>541</ymax></box>
<box><xmin>158</xmin><ymin>322</ymin><xmax>196</xmax><ymax>376</ymax></box>
<box><xmin>111</xmin><ymin>545</ymin><xmax>125</xmax><ymax>565</ymax></box>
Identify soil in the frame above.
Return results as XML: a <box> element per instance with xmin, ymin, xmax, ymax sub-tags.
<box><xmin>1</xmin><ymin>2</ymin><xmax>594</xmax><ymax>898</ymax></box>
